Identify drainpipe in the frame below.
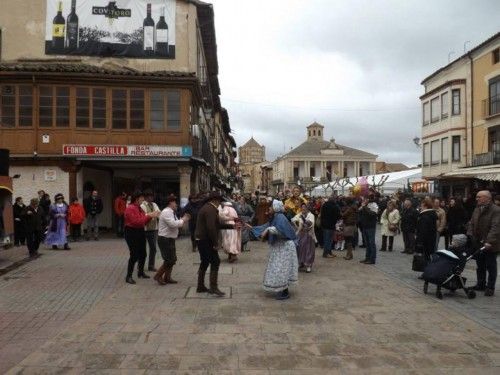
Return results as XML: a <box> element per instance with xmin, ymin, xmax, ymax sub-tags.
<box><xmin>32</xmin><ymin>74</ymin><xmax>38</xmax><ymax>157</ymax></box>
<box><xmin>468</xmin><ymin>52</ymin><xmax>474</xmax><ymax>167</ymax></box>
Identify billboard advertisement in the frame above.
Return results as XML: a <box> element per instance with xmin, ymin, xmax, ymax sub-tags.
<box><xmin>45</xmin><ymin>0</ymin><xmax>176</xmax><ymax>59</ymax></box>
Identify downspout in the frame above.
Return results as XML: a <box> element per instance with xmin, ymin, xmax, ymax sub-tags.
<box><xmin>468</xmin><ymin>52</ymin><xmax>474</xmax><ymax>167</ymax></box>
<box><xmin>32</xmin><ymin>74</ymin><xmax>38</xmax><ymax>157</ymax></box>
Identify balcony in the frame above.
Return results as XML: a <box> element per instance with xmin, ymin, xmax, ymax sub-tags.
<box><xmin>482</xmin><ymin>94</ymin><xmax>500</xmax><ymax>119</ymax></box>
<box><xmin>192</xmin><ymin>131</ymin><xmax>214</xmax><ymax>167</ymax></box>
<box><xmin>473</xmin><ymin>151</ymin><xmax>500</xmax><ymax>167</ymax></box>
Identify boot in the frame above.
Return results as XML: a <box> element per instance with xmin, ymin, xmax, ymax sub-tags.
<box><xmin>208</xmin><ymin>269</ymin><xmax>225</xmax><ymax>297</ymax></box>
<box><xmin>196</xmin><ymin>267</ymin><xmax>209</xmax><ymax>293</ymax></box>
<box><xmin>138</xmin><ymin>262</ymin><xmax>150</xmax><ymax>279</ymax></box>
<box><xmin>344</xmin><ymin>243</ymin><xmax>353</xmax><ymax>260</ymax></box>
<box><xmin>388</xmin><ymin>237</ymin><xmax>394</xmax><ymax>252</ymax></box>
<box><xmin>164</xmin><ymin>265</ymin><xmax>178</xmax><ymax>284</ymax></box>
<box><xmin>154</xmin><ymin>264</ymin><xmax>167</xmax><ymax>285</ymax></box>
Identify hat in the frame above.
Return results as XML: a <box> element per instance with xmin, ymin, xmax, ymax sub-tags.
<box><xmin>208</xmin><ymin>191</ymin><xmax>223</xmax><ymax>201</ymax></box>
<box><xmin>55</xmin><ymin>193</ymin><xmax>64</xmax><ymax>200</ymax></box>
<box><xmin>451</xmin><ymin>234</ymin><xmax>467</xmax><ymax>248</ymax></box>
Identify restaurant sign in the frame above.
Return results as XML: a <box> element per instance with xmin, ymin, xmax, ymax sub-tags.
<box><xmin>63</xmin><ymin>144</ymin><xmax>192</xmax><ymax>157</ymax></box>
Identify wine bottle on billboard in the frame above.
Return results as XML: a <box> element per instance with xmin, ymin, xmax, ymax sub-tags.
<box><xmin>66</xmin><ymin>0</ymin><xmax>79</xmax><ymax>51</ymax></box>
<box><xmin>52</xmin><ymin>1</ymin><xmax>66</xmax><ymax>52</ymax></box>
<box><xmin>143</xmin><ymin>3</ymin><xmax>155</xmax><ymax>56</ymax></box>
<box><xmin>156</xmin><ymin>7</ymin><xmax>169</xmax><ymax>57</ymax></box>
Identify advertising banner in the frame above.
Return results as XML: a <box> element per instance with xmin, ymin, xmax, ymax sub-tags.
<box><xmin>62</xmin><ymin>145</ymin><xmax>193</xmax><ymax>157</ymax></box>
<box><xmin>45</xmin><ymin>0</ymin><xmax>176</xmax><ymax>59</ymax></box>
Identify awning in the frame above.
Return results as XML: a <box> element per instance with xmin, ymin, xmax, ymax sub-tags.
<box><xmin>442</xmin><ymin>165</ymin><xmax>500</xmax><ymax>182</ymax></box>
<box><xmin>0</xmin><ymin>185</ymin><xmax>13</xmax><ymax>194</ymax></box>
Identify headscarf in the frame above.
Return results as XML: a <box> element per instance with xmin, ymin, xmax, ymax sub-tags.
<box><xmin>272</xmin><ymin>199</ymin><xmax>284</xmax><ymax>213</ymax></box>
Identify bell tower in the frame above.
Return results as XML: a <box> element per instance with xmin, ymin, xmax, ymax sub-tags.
<box><xmin>307</xmin><ymin>122</ymin><xmax>324</xmax><ymax>141</ymax></box>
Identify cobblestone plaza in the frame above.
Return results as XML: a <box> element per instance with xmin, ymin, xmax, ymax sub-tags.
<box><xmin>0</xmin><ymin>232</ymin><xmax>499</xmax><ymax>374</ymax></box>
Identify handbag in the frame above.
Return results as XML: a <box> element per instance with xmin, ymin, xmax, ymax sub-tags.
<box><xmin>388</xmin><ymin>223</ymin><xmax>398</xmax><ymax>232</ymax></box>
<box><xmin>412</xmin><ymin>253</ymin><xmax>428</xmax><ymax>272</ymax></box>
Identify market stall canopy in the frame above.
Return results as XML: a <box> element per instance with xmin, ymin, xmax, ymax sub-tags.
<box><xmin>442</xmin><ymin>165</ymin><xmax>500</xmax><ymax>182</ymax></box>
<box><xmin>312</xmin><ymin>168</ymin><xmax>423</xmax><ymax>196</ymax></box>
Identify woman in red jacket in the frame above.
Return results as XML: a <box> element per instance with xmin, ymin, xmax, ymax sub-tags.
<box><xmin>124</xmin><ymin>191</ymin><xmax>160</xmax><ymax>284</ymax></box>
<box><xmin>68</xmin><ymin>197</ymin><xmax>86</xmax><ymax>242</ymax></box>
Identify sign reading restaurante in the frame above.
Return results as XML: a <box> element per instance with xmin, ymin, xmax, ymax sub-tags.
<box><xmin>63</xmin><ymin>145</ymin><xmax>192</xmax><ymax>157</ymax></box>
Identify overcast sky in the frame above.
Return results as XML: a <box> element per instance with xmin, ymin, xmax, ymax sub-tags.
<box><xmin>210</xmin><ymin>0</ymin><xmax>499</xmax><ymax>166</ymax></box>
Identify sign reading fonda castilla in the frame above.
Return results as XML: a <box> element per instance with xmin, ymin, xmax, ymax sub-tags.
<box><xmin>45</xmin><ymin>0</ymin><xmax>176</xmax><ymax>59</ymax></box>
<box><xmin>62</xmin><ymin>145</ymin><xmax>193</xmax><ymax>158</ymax></box>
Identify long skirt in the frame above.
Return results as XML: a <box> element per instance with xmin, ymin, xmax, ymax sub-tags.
<box><xmin>297</xmin><ymin>232</ymin><xmax>315</xmax><ymax>267</ymax></box>
<box><xmin>221</xmin><ymin>229</ymin><xmax>241</xmax><ymax>255</ymax></box>
<box><xmin>45</xmin><ymin>218</ymin><xmax>67</xmax><ymax>246</ymax></box>
<box><xmin>263</xmin><ymin>240</ymin><xmax>299</xmax><ymax>292</ymax></box>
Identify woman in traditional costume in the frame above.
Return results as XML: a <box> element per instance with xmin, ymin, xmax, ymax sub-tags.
<box><xmin>291</xmin><ymin>203</ymin><xmax>316</xmax><ymax>273</ymax></box>
<box><xmin>45</xmin><ymin>193</ymin><xmax>70</xmax><ymax>250</ymax></box>
<box><xmin>251</xmin><ymin>200</ymin><xmax>298</xmax><ymax>300</ymax></box>
<box><xmin>219</xmin><ymin>201</ymin><xmax>241</xmax><ymax>263</ymax></box>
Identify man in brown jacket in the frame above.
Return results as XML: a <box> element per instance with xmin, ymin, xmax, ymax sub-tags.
<box><xmin>195</xmin><ymin>192</ymin><xmax>235</xmax><ymax>297</ymax></box>
<box><xmin>467</xmin><ymin>190</ymin><xmax>500</xmax><ymax>296</ymax></box>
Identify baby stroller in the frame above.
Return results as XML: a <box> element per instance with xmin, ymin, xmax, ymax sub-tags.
<box><xmin>422</xmin><ymin>247</ymin><xmax>484</xmax><ymax>300</ymax></box>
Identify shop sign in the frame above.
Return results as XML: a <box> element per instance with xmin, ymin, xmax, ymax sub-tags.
<box><xmin>62</xmin><ymin>144</ymin><xmax>192</xmax><ymax>157</ymax></box>
<box><xmin>44</xmin><ymin>169</ymin><xmax>57</xmax><ymax>181</ymax></box>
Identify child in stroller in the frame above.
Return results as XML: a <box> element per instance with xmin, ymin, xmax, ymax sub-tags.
<box><xmin>422</xmin><ymin>234</ymin><xmax>482</xmax><ymax>300</ymax></box>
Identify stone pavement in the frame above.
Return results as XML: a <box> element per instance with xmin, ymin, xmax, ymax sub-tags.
<box><xmin>0</xmin><ymin>232</ymin><xmax>499</xmax><ymax>374</ymax></box>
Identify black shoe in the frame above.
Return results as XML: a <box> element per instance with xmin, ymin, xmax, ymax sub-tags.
<box><xmin>64</xmin><ymin>245</ymin><xmax>71</xmax><ymax>250</ymax></box>
<box><xmin>138</xmin><ymin>273</ymin><xmax>150</xmax><ymax>279</ymax></box>
<box><xmin>359</xmin><ymin>259</ymin><xmax>368</xmax><ymax>263</ymax></box>
<box><xmin>472</xmin><ymin>284</ymin><xmax>486</xmax><ymax>291</ymax></box>
<box><xmin>363</xmin><ymin>261</ymin><xmax>375</xmax><ymax>264</ymax></box>
<box><xmin>126</xmin><ymin>277</ymin><xmax>136</xmax><ymax>284</ymax></box>
<box><xmin>485</xmin><ymin>288</ymin><xmax>495</xmax><ymax>297</ymax></box>
<box><xmin>148</xmin><ymin>267</ymin><xmax>157</xmax><ymax>272</ymax></box>
<box><xmin>52</xmin><ymin>245</ymin><xmax>58</xmax><ymax>250</ymax></box>
<box><xmin>208</xmin><ymin>288</ymin><xmax>226</xmax><ymax>297</ymax></box>
<box><xmin>276</xmin><ymin>289</ymin><xmax>290</xmax><ymax>300</ymax></box>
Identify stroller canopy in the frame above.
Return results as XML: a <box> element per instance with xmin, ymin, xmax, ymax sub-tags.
<box><xmin>436</xmin><ymin>250</ymin><xmax>460</xmax><ymax>260</ymax></box>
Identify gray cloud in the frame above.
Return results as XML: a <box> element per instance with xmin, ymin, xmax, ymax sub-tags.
<box><xmin>211</xmin><ymin>0</ymin><xmax>500</xmax><ymax>166</ymax></box>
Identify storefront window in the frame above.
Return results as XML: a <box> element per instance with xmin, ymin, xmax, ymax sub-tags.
<box><xmin>130</xmin><ymin>89</ymin><xmax>145</xmax><ymax>129</ymax></box>
<box><xmin>56</xmin><ymin>87</ymin><xmax>70</xmax><ymax>127</ymax></box>
<box><xmin>39</xmin><ymin>86</ymin><xmax>53</xmax><ymax>127</ymax></box>
<box><xmin>93</xmin><ymin>88</ymin><xmax>106</xmax><ymax>129</ymax></box>
<box><xmin>150</xmin><ymin>90</ymin><xmax>164</xmax><ymax>130</ymax></box>
<box><xmin>76</xmin><ymin>87</ymin><xmax>90</xmax><ymax>128</ymax></box>
<box><xmin>167</xmin><ymin>90</ymin><xmax>181</xmax><ymax>130</ymax></box>
<box><xmin>112</xmin><ymin>89</ymin><xmax>127</xmax><ymax>129</ymax></box>
<box><xmin>0</xmin><ymin>85</ymin><xmax>16</xmax><ymax>127</ymax></box>
<box><xmin>19</xmin><ymin>85</ymin><xmax>33</xmax><ymax>127</ymax></box>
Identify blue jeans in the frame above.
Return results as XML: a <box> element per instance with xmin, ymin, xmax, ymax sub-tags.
<box><xmin>363</xmin><ymin>227</ymin><xmax>377</xmax><ymax>263</ymax></box>
<box><xmin>323</xmin><ymin>229</ymin><xmax>334</xmax><ymax>256</ymax></box>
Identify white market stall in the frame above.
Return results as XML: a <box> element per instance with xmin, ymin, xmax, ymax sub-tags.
<box><xmin>311</xmin><ymin>168</ymin><xmax>427</xmax><ymax>196</ymax></box>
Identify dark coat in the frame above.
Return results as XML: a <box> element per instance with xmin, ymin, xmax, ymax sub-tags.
<box><xmin>401</xmin><ymin>206</ymin><xmax>418</xmax><ymax>233</ymax></box>
<box><xmin>416</xmin><ymin>209</ymin><xmax>437</xmax><ymax>256</ymax></box>
<box><xmin>22</xmin><ymin>205</ymin><xmax>45</xmax><ymax>233</ymax></box>
<box><xmin>320</xmin><ymin>200</ymin><xmax>341</xmax><ymax>230</ymax></box>
<box><xmin>182</xmin><ymin>200</ymin><xmax>202</xmax><ymax>231</ymax></box>
<box><xmin>447</xmin><ymin>205</ymin><xmax>467</xmax><ymax>235</ymax></box>
<box><xmin>195</xmin><ymin>202</ymin><xmax>233</xmax><ymax>247</ymax></box>
<box><xmin>358</xmin><ymin>202</ymin><xmax>378</xmax><ymax>229</ymax></box>
<box><xmin>83</xmin><ymin>197</ymin><xmax>103</xmax><ymax>216</ymax></box>
<box><xmin>467</xmin><ymin>203</ymin><xmax>500</xmax><ymax>253</ymax></box>
<box><xmin>342</xmin><ymin>206</ymin><xmax>358</xmax><ymax>226</ymax></box>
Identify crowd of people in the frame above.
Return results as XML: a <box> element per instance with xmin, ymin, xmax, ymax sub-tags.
<box><xmin>12</xmin><ymin>190</ymin><xmax>104</xmax><ymax>257</ymax></box>
<box><xmin>11</xmin><ymin>185</ymin><xmax>499</xmax><ymax>299</ymax></box>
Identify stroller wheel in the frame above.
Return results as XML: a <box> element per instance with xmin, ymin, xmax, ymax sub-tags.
<box><xmin>423</xmin><ymin>282</ymin><xmax>429</xmax><ymax>294</ymax></box>
<box><xmin>467</xmin><ymin>289</ymin><xmax>476</xmax><ymax>299</ymax></box>
<box><xmin>436</xmin><ymin>290</ymin><xmax>443</xmax><ymax>299</ymax></box>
